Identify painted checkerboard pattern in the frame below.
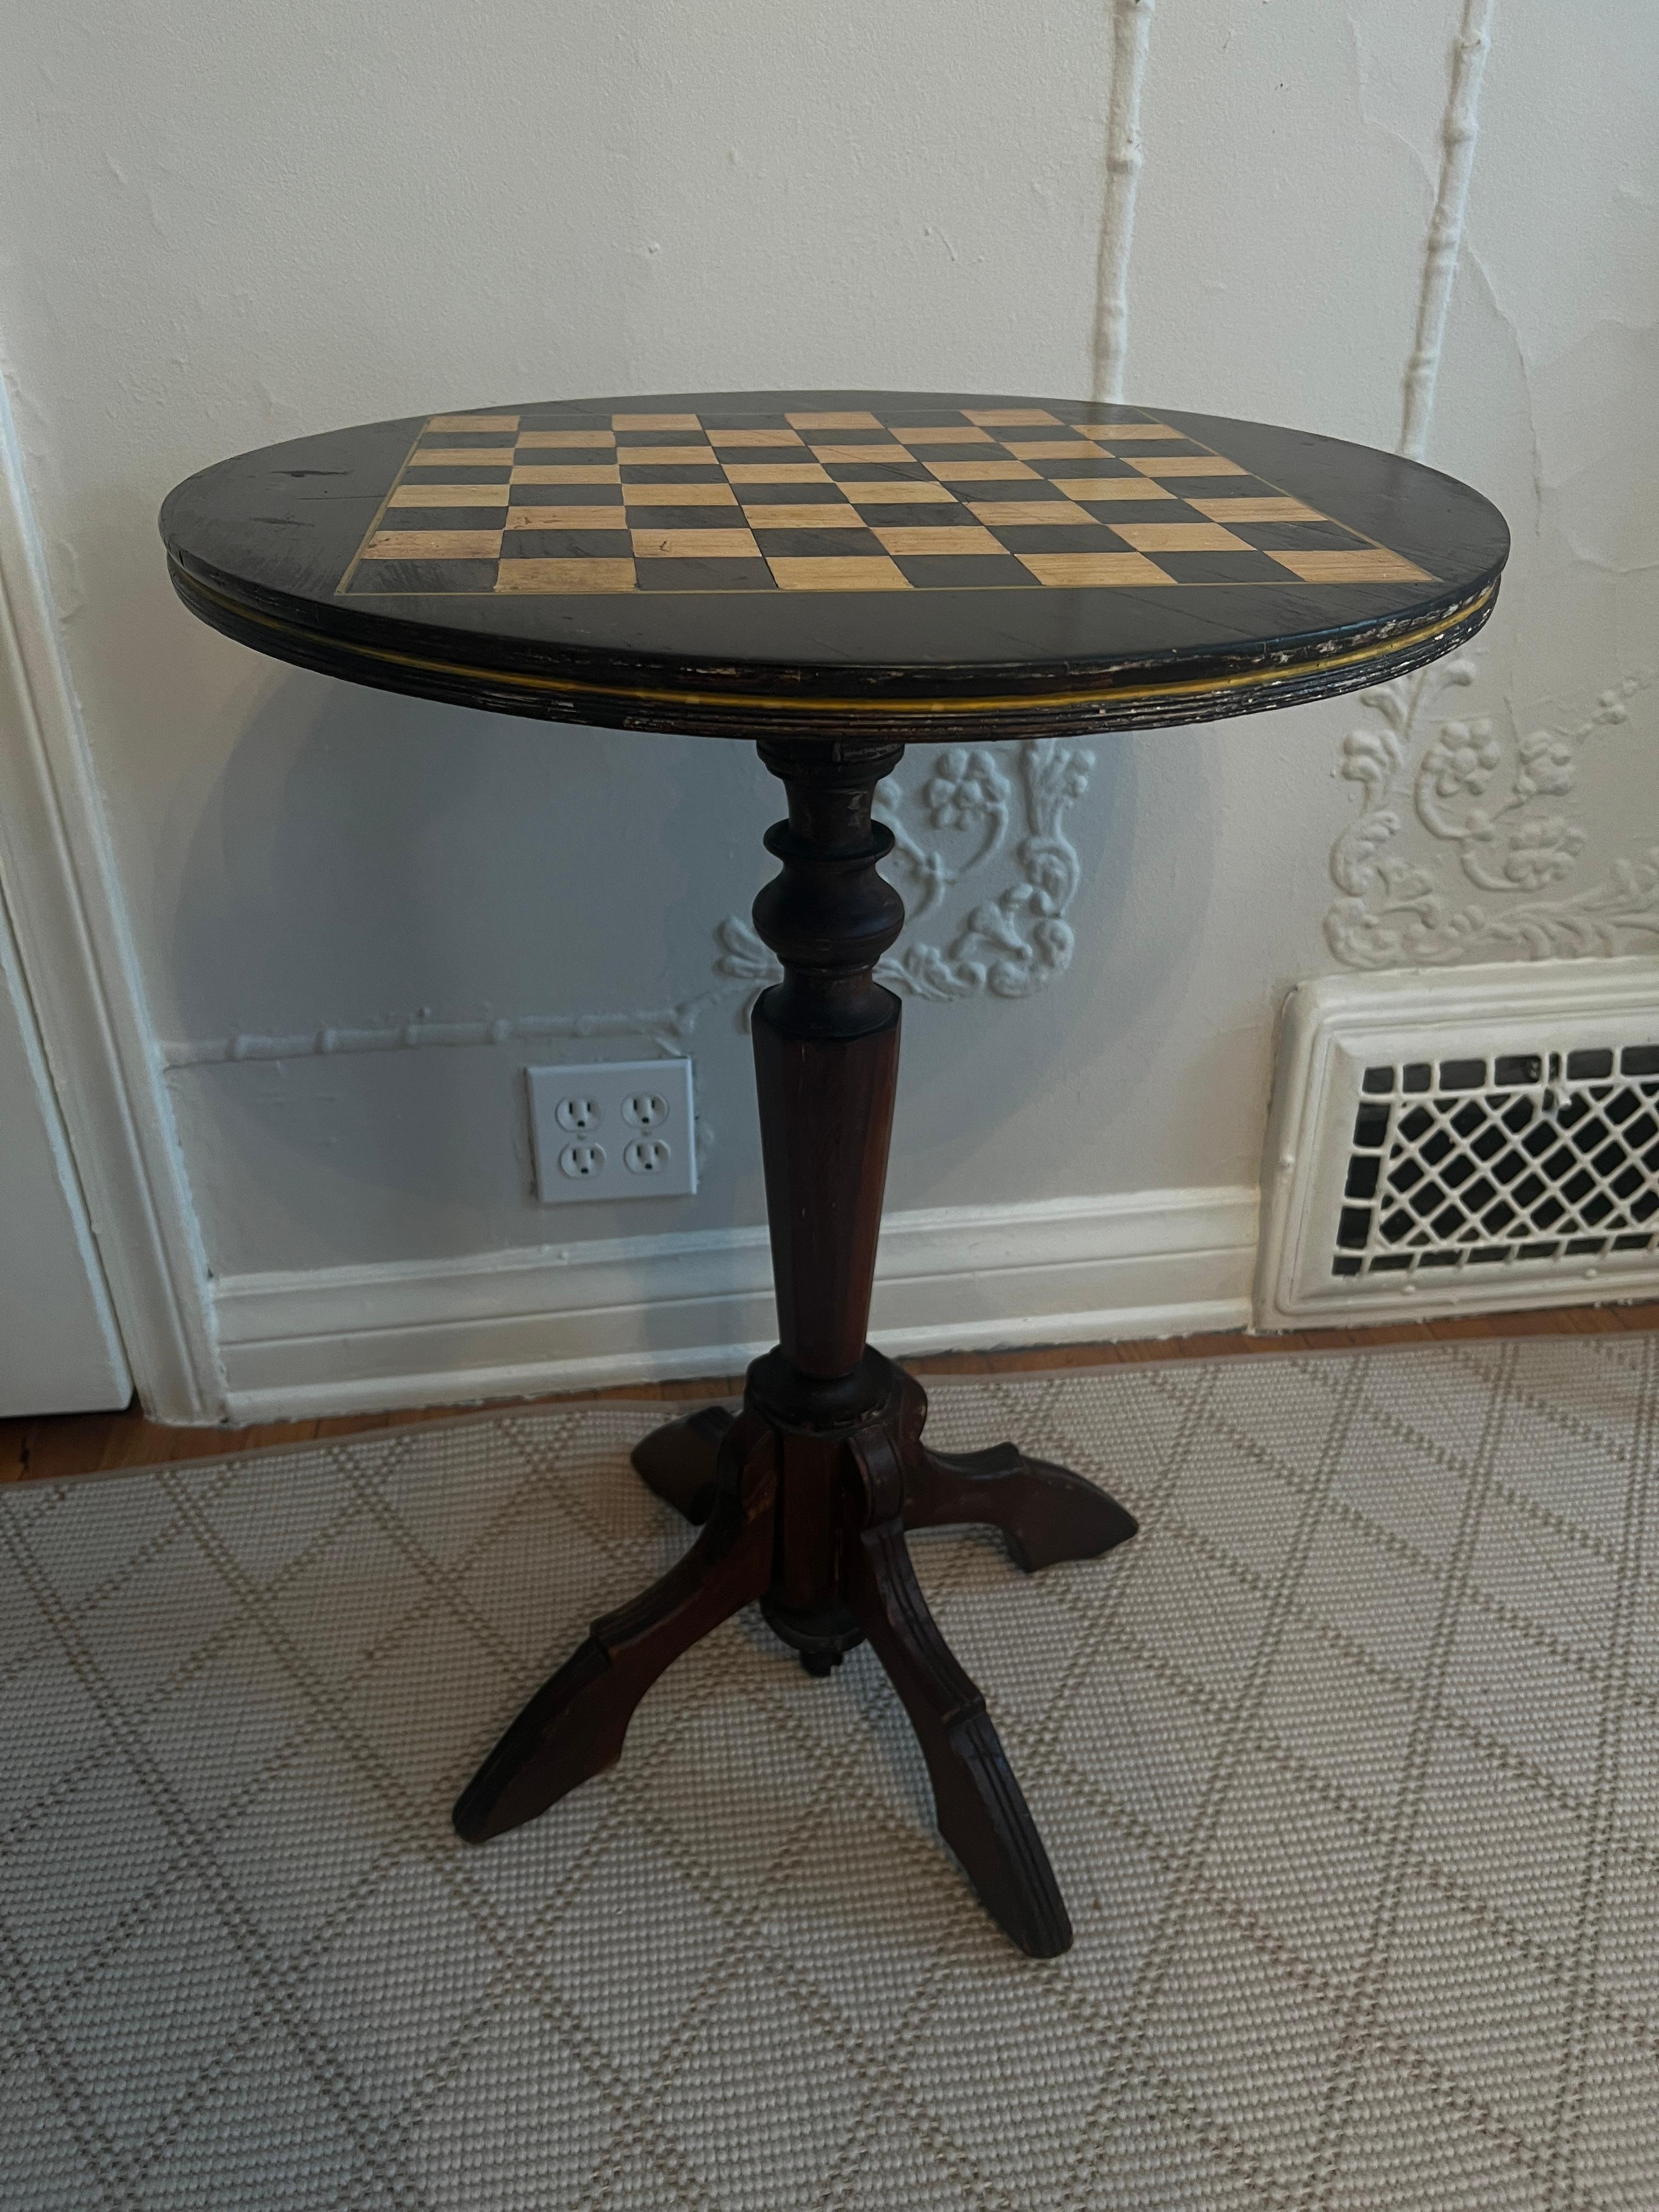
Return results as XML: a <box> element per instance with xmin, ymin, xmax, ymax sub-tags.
<box><xmin>340</xmin><ymin>405</ymin><xmax>1437</xmax><ymax>597</ymax></box>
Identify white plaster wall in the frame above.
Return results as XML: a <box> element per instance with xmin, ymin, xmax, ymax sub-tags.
<box><xmin>1</xmin><ymin>3</ymin><xmax>1654</xmax><ymax>1312</ymax></box>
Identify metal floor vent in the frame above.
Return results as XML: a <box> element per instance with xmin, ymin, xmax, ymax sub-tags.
<box><xmin>1257</xmin><ymin>962</ymin><xmax>1659</xmax><ymax>1327</ymax></box>
<box><xmin>1335</xmin><ymin>1045</ymin><xmax>1659</xmax><ymax>1278</ymax></box>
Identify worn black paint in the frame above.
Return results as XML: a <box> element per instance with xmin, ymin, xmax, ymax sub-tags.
<box><xmin>160</xmin><ymin>388</ymin><xmax>1508</xmax><ymax>743</ymax></box>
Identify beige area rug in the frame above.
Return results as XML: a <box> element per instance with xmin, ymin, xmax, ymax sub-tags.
<box><xmin>3</xmin><ymin>1339</ymin><xmax>1657</xmax><ymax>2210</ymax></box>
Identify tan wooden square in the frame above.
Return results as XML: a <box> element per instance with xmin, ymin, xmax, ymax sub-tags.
<box><xmin>631</xmin><ymin>528</ymin><xmax>762</xmax><ymax>558</ymax></box>
<box><xmin>1110</xmin><ymin>522</ymin><xmax>1252</xmax><ymax>551</ymax></box>
<box><xmin>723</xmin><ymin>462</ymin><xmax>834</xmax><ymax>484</ymax></box>
<box><xmin>425</xmin><ymin>414</ymin><xmax>518</xmax><ymax>432</ymax></box>
<box><xmin>768</xmin><ymin>556</ymin><xmax>911</xmax><ymax>590</ymax></box>
<box><xmin>615</xmin><ymin>445</ymin><xmax>716</xmax><ymax>465</ymax></box>
<box><xmin>708</xmin><ymin>429</ymin><xmax>805</xmax><ymax>448</ymax></box>
<box><xmin>1269</xmin><ymin>549</ymin><xmax>1433</xmax><ymax>583</ymax></box>
<box><xmin>611</xmin><ymin>413</ymin><xmax>701</xmax><ymax>430</ymax></box>
<box><xmin>741</xmin><ymin>505</ymin><xmax>865</xmax><ymax>528</ymax></box>
<box><xmin>363</xmin><ymin>531</ymin><xmax>501</xmax><ymax>560</ymax></box>
<box><xmin>515</xmin><ymin>430</ymin><xmax>617</xmax><ymax>449</ymax></box>
<box><xmin>505</xmin><ymin>507</ymin><xmax>629</xmax><ymax>530</ymax></box>
<box><xmin>894</xmin><ymin>427</ymin><xmax>994</xmax><ymax>446</ymax></box>
<box><xmin>967</xmin><ymin>499</ymin><xmax>1098</xmax><ymax>527</ymax></box>
<box><xmin>405</xmin><ymin>447</ymin><xmax>519</xmax><ymax>467</ymax></box>
<box><xmin>1073</xmin><ymin>422</ymin><xmax>1179</xmax><ymax>439</ymax></box>
<box><xmin>871</xmin><ymin>526</ymin><xmax>1003</xmax><ymax>556</ymax></box>
<box><xmin>962</xmin><ymin>409</ymin><xmax>1060</xmax><ymax>427</ymax></box>
<box><xmin>784</xmin><ymin>411</ymin><xmax>883</xmax><ymax>430</ymax></box>
<box><xmin>807</xmin><ymin>443</ymin><xmax>912</xmax><ymax>462</ymax></box>
<box><xmin>1002</xmin><ymin>442</ymin><xmax>1103</xmax><ymax>460</ymax></box>
<box><xmin>839</xmin><ymin>482</ymin><xmax>958</xmax><ymax>505</ymax></box>
<box><xmin>1050</xmin><ymin>477</ymin><xmax>1175</xmax><ymax>503</ymax></box>
<box><xmin>1187</xmin><ymin>496</ymin><xmax>1325</xmax><ymax>522</ymax></box>
<box><xmin>620</xmin><ymin>483</ymin><xmax>738</xmax><ymax>505</ymax></box>
<box><xmin>925</xmin><ymin>460</ymin><xmax>1037</xmax><ymax>483</ymax></box>
<box><xmin>511</xmin><ymin>464</ymin><xmax>621</xmax><ymax>484</ymax></box>
<box><xmin>1127</xmin><ymin>455</ymin><xmax>1248</xmax><ymax>478</ymax></box>
<box><xmin>388</xmin><ymin>483</ymin><xmax>510</xmax><ymax>507</ymax></box>
<box><xmin>495</xmin><ymin>558</ymin><xmax>635</xmax><ymax>592</ymax></box>
<box><xmin>1017</xmin><ymin>552</ymin><xmax>1173</xmax><ymax>586</ymax></box>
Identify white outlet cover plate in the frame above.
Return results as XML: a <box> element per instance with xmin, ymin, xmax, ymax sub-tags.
<box><xmin>526</xmin><ymin>1059</ymin><xmax>697</xmax><ymax>1205</ymax></box>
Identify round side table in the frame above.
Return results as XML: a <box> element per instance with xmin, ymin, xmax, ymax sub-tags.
<box><xmin>162</xmin><ymin>388</ymin><xmax>1508</xmax><ymax>1955</ymax></box>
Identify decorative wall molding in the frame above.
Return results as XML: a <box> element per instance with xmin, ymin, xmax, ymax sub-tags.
<box><xmin>1091</xmin><ymin>0</ymin><xmax>1156</xmax><ymax>405</ymax></box>
<box><xmin>212</xmin><ymin>1183</ymin><xmax>1258</xmax><ymax>1421</ymax></box>
<box><xmin>160</xmin><ymin>737</ymin><xmax>1096</xmax><ymax>1070</ymax></box>
<box><xmin>1399</xmin><ymin>0</ymin><xmax>1494</xmax><ymax>460</ymax></box>
<box><xmin>0</xmin><ymin>370</ymin><xmax>219</xmax><ymax>1420</ymax></box>
<box><xmin>160</xmin><ymin>997</ymin><xmax>729</xmax><ymax>1071</ymax></box>
<box><xmin>1330</xmin><ymin>3</ymin><xmax>1658</xmax><ymax>995</ymax></box>
<box><xmin>1326</xmin><ymin>657</ymin><xmax>1658</xmax><ymax>969</ymax></box>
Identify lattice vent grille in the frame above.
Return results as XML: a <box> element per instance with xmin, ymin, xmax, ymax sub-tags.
<box><xmin>1333</xmin><ymin>1044</ymin><xmax>1659</xmax><ymax>1279</ymax></box>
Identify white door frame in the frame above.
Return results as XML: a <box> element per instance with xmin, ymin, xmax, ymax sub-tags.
<box><xmin>0</xmin><ymin>371</ymin><xmax>219</xmax><ymax>1422</ymax></box>
<box><xmin>0</xmin><ymin>860</ymin><xmax>131</xmax><ymax>1413</ymax></box>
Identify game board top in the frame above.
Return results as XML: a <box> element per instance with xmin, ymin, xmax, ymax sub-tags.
<box><xmin>161</xmin><ymin>390</ymin><xmax>1508</xmax><ymax>741</ymax></box>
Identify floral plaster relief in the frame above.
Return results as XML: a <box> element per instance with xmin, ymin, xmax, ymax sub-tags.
<box><xmin>1326</xmin><ymin>655</ymin><xmax>1657</xmax><ymax>967</ymax></box>
<box><xmin>717</xmin><ymin>739</ymin><xmax>1094</xmax><ymax>1009</ymax></box>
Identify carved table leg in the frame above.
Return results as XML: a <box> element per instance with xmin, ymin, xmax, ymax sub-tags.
<box><xmin>891</xmin><ymin>1369</ymin><xmax>1138</xmax><ymax>1571</ymax></box>
<box><xmin>844</xmin><ymin>1423</ymin><xmax>1071</xmax><ymax>1957</ymax></box>
<box><xmin>453</xmin><ymin>1416</ymin><xmax>775</xmax><ymax>1843</ymax></box>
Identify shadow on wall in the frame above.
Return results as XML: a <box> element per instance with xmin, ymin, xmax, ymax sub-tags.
<box><xmin>161</xmin><ymin>667</ymin><xmax>1217</xmax><ymax>1269</ymax></box>
<box><xmin>163</xmin><ymin>669</ymin><xmax>773</xmax><ymax>1256</ymax></box>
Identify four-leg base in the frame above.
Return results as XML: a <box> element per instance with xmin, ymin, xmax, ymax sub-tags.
<box><xmin>452</xmin><ymin>1355</ymin><xmax>1136</xmax><ymax>1957</ymax></box>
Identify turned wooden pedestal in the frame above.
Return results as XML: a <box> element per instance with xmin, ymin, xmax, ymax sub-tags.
<box><xmin>450</xmin><ymin>740</ymin><xmax>1137</xmax><ymax>1955</ymax></box>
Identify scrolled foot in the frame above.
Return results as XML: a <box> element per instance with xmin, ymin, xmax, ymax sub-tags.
<box><xmin>453</xmin><ymin>1635</ymin><xmax>629</xmax><ymax>1844</ymax></box>
<box><xmin>630</xmin><ymin>1404</ymin><xmax>735</xmax><ymax>1523</ymax></box>
<box><xmin>896</xmin><ymin>1373</ymin><xmax>1136</xmax><ymax>1572</ymax></box>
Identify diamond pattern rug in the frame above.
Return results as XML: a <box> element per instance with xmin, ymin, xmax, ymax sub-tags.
<box><xmin>2</xmin><ymin>1338</ymin><xmax>1657</xmax><ymax>2209</ymax></box>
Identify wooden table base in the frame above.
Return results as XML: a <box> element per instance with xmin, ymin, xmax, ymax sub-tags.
<box><xmin>452</xmin><ymin>737</ymin><xmax>1139</xmax><ymax>1956</ymax></box>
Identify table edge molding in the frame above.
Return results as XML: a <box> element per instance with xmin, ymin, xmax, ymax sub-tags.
<box><xmin>167</xmin><ymin>556</ymin><xmax>1502</xmax><ymax>740</ymax></box>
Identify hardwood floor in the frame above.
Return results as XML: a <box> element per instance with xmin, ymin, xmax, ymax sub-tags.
<box><xmin>4</xmin><ymin>1299</ymin><xmax>1655</xmax><ymax>1488</ymax></box>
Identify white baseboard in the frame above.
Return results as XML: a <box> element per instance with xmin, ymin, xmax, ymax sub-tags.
<box><xmin>212</xmin><ymin>1184</ymin><xmax>1260</xmax><ymax>1423</ymax></box>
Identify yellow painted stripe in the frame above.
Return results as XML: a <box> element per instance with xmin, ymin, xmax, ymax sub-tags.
<box><xmin>174</xmin><ymin>568</ymin><xmax>1496</xmax><ymax>723</ymax></box>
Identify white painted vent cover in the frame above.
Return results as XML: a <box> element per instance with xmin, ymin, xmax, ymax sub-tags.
<box><xmin>1256</xmin><ymin>960</ymin><xmax>1659</xmax><ymax>1327</ymax></box>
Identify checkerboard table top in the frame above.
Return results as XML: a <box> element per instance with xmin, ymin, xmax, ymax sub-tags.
<box><xmin>161</xmin><ymin>389</ymin><xmax>1508</xmax><ymax>741</ymax></box>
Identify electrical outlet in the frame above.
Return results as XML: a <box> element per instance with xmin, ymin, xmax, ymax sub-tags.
<box><xmin>526</xmin><ymin>1059</ymin><xmax>697</xmax><ymax>1204</ymax></box>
